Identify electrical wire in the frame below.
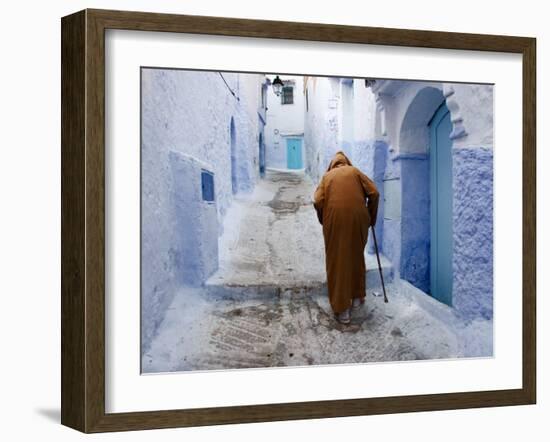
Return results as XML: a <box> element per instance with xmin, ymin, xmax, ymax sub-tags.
<box><xmin>218</xmin><ymin>72</ymin><xmax>240</xmax><ymax>101</ymax></box>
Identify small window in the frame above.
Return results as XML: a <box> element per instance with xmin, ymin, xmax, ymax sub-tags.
<box><xmin>281</xmin><ymin>86</ymin><xmax>294</xmax><ymax>105</ymax></box>
<box><xmin>201</xmin><ymin>170</ymin><xmax>215</xmax><ymax>202</ymax></box>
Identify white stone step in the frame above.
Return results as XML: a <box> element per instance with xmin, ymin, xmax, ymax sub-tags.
<box><xmin>204</xmin><ymin>251</ymin><xmax>393</xmax><ymax>301</ymax></box>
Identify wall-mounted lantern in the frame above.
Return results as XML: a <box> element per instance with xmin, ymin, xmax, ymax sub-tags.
<box><xmin>365</xmin><ymin>78</ymin><xmax>377</xmax><ymax>88</ymax></box>
<box><xmin>272</xmin><ymin>75</ymin><xmax>284</xmax><ymax>96</ymax></box>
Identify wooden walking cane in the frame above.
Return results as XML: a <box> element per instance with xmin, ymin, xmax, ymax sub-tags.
<box><xmin>371</xmin><ymin>226</ymin><xmax>388</xmax><ymax>303</ymax></box>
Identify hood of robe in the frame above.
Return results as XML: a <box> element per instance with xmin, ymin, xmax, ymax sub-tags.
<box><xmin>327</xmin><ymin>151</ymin><xmax>353</xmax><ymax>171</ymax></box>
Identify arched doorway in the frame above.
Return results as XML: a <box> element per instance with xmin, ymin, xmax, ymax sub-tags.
<box><xmin>230</xmin><ymin>117</ymin><xmax>237</xmax><ymax>194</ymax></box>
<box><xmin>398</xmin><ymin>86</ymin><xmax>449</xmax><ymax>298</ymax></box>
<box><xmin>429</xmin><ymin>102</ymin><xmax>453</xmax><ymax>305</ymax></box>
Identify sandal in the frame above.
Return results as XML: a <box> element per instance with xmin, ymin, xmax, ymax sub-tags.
<box><xmin>335</xmin><ymin>308</ymin><xmax>351</xmax><ymax>324</ymax></box>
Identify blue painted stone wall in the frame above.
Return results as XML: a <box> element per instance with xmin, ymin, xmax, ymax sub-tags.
<box><xmin>353</xmin><ymin>140</ymin><xmax>388</xmax><ymax>255</ymax></box>
<box><xmin>169</xmin><ymin>152</ymin><xmax>219</xmax><ymax>287</ymax></box>
<box><xmin>452</xmin><ymin>147</ymin><xmax>493</xmax><ymax>319</ymax></box>
<box><xmin>399</xmin><ymin>154</ymin><xmax>431</xmax><ymax>293</ymax></box>
<box><xmin>141</xmin><ymin>69</ymin><xmax>262</xmax><ymax>352</ymax></box>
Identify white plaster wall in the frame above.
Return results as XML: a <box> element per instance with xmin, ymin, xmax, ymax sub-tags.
<box><xmin>239</xmin><ymin>73</ymin><xmax>268</xmax><ymax>172</ymax></box>
<box><xmin>339</xmin><ymin>79</ymin><xmax>355</xmax><ymax>158</ymax></box>
<box><xmin>353</xmin><ymin>80</ymin><xmax>377</xmax><ymax>148</ymax></box>
<box><xmin>265</xmin><ymin>75</ymin><xmax>305</xmax><ymax>169</ymax></box>
<box><xmin>351</xmin><ymin>80</ymin><xmax>378</xmax><ymax>174</ymax></box>
<box><xmin>379</xmin><ymin>81</ymin><xmax>494</xmax><ymax>154</ymax></box>
<box><xmin>382</xmin><ymin>81</ymin><xmax>444</xmax><ymax>154</ymax></box>
<box><xmin>444</xmin><ymin>83</ymin><xmax>494</xmax><ymax>148</ymax></box>
<box><xmin>303</xmin><ymin>76</ymin><xmax>342</xmax><ymax>183</ymax></box>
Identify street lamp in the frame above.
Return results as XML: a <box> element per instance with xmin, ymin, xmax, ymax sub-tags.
<box><xmin>272</xmin><ymin>75</ymin><xmax>284</xmax><ymax>96</ymax></box>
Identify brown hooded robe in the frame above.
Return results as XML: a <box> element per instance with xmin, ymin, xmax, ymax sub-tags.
<box><xmin>313</xmin><ymin>151</ymin><xmax>380</xmax><ymax>314</ymax></box>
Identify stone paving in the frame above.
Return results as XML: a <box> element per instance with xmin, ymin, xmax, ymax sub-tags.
<box><xmin>142</xmin><ymin>169</ymin><xmax>493</xmax><ymax>374</ymax></box>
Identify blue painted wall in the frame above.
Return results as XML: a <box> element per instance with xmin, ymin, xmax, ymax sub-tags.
<box><xmin>169</xmin><ymin>151</ymin><xmax>219</xmax><ymax>287</ymax></box>
<box><xmin>452</xmin><ymin>147</ymin><xmax>494</xmax><ymax>319</ymax></box>
<box><xmin>141</xmin><ymin>69</ymin><xmax>263</xmax><ymax>352</ymax></box>
<box><xmin>399</xmin><ymin>154</ymin><xmax>431</xmax><ymax>294</ymax></box>
<box><xmin>353</xmin><ymin>140</ymin><xmax>388</xmax><ymax>255</ymax></box>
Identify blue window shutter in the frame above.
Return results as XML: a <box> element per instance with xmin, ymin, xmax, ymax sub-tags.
<box><xmin>201</xmin><ymin>170</ymin><xmax>215</xmax><ymax>202</ymax></box>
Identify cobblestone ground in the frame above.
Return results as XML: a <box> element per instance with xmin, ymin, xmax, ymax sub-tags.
<box><xmin>142</xmin><ymin>170</ymin><xmax>492</xmax><ymax>374</ymax></box>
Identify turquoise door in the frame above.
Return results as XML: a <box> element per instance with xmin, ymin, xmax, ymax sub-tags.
<box><xmin>429</xmin><ymin>103</ymin><xmax>453</xmax><ymax>306</ymax></box>
<box><xmin>286</xmin><ymin>138</ymin><xmax>303</xmax><ymax>169</ymax></box>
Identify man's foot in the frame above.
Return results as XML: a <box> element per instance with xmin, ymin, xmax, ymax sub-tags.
<box><xmin>335</xmin><ymin>308</ymin><xmax>351</xmax><ymax>324</ymax></box>
<box><xmin>352</xmin><ymin>298</ymin><xmax>365</xmax><ymax>309</ymax></box>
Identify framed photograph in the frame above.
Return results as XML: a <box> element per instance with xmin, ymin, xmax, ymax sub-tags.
<box><xmin>61</xmin><ymin>9</ymin><xmax>536</xmax><ymax>433</ymax></box>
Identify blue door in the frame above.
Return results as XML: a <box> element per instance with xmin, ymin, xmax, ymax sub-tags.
<box><xmin>429</xmin><ymin>103</ymin><xmax>453</xmax><ymax>306</ymax></box>
<box><xmin>286</xmin><ymin>138</ymin><xmax>303</xmax><ymax>169</ymax></box>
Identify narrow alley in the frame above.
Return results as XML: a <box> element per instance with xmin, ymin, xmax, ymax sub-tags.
<box><xmin>141</xmin><ymin>69</ymin><xmax>494</xmax><ymax>373</ymax></box>
<box><xmin>142</xmin><ymin>170</ymin><xmax>491</xmax><ymax>373</ymax></box>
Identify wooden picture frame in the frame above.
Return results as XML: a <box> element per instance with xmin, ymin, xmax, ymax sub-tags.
<box><xmin>61</xmin><ymin>8</ymin><xmax>536</xmax><ymax>433</ymax></box>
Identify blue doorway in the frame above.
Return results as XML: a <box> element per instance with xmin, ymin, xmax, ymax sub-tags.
<box><xmin>429</xmin><ymin>102</ymin><xmax>453</xmax><ymax>306</ymax></box>
<box><xmin>286</xmin><ymin>138</ymin><xmax>303</xmax><ymax>169</ymax></box>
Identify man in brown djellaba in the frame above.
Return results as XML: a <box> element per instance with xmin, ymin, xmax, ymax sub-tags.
<box><xmin>313</xmin><ymin>151</ymin><xmax>380</xmax><ymax>325</ymax></box>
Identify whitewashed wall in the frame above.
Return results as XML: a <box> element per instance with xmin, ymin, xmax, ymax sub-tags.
<box><xmin>265</xmin><ymin>75</ymin><xmax>305</xmax><ymax>169</ymax></box>
<box><xmin>303</xmin><ymin>76</ymin><xmax>342</xmax><ymax>183</ymax></box>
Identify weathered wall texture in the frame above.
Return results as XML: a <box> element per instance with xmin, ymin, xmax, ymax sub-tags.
<box><xmin>399</xmin><ymin>154</ymin><xmax>431</xmax><ymax>293</ymax></box>
<box><xmin>447</xmin><ymin>84</ymin><xmax>494</xmax><ymax>320</ymax></box>
<box><xmin>265</xmin><ymin>76</ymin><xmax>305</xmax><ymax>169</ymax></box>
<box><xmin>141</xmin><ymin>69</ymin><xmax>265</xmax><ymax>351</ymax></box>
<box><xmin>452</xmin><ymin>146</ymin><xmax>493</xmax><ymax>319</ymax></box>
